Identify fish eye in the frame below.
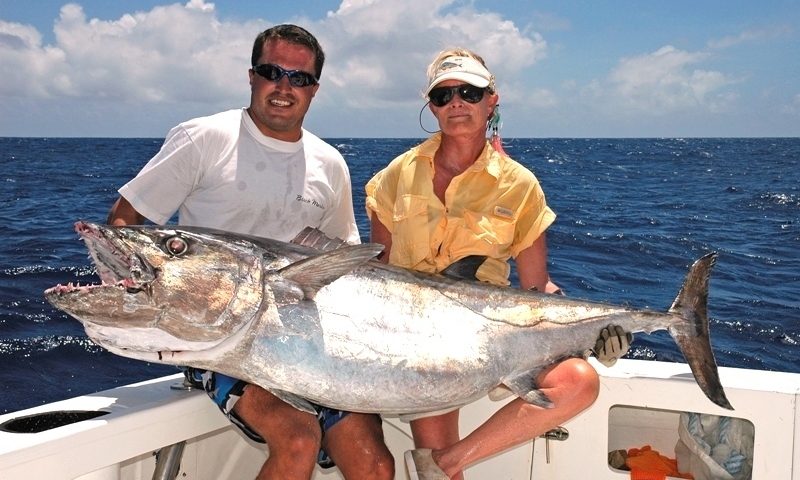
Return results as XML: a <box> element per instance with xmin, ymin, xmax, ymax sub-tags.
<box><xmin>163</xmin><ymin>236</ymin><xmax>189</xmax><ymax>256</ymax></box>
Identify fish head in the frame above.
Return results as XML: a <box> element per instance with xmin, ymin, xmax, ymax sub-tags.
<box><xmin>45</xmin><ymin>221</ymin><xmax>266</xmax><ymax>353</ymax></box>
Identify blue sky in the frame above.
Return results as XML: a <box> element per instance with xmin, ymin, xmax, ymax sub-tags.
<box><xmin>1</xmin><ymin>0</ymin><xmax>798</xmax><ymax>138</ymax></box>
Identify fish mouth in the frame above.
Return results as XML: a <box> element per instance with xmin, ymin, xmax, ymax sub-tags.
<box><xmin>46</xmin><ymin>221</ymin><xmax>155</xmax><ymax>297</ymax></box>
<box><xmin>45</xmin><ymin>221</ymin><xmax>266</xmax><ymax>354</ymax></box>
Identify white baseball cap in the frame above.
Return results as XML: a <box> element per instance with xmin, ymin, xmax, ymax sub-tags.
<box><xmin>425</xmin><ymin>55</ymin><xmax>493</xmax><ymax>95</ymax></box>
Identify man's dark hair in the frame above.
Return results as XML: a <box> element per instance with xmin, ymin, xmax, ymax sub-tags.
<box><xmin>251</xmin><ymin>24</ymin><xmax>325</xmax><ymax>80</ymax></box>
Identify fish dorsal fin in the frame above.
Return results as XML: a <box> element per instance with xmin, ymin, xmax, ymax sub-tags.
<box><xmin>441</xmin><ymin>255</ymin><xmax>487</xmax><ymax>281</ymax></box>
<box><xmin>279</xmin><ymin>243</ymin><xmax>384</xmax><ymax>299</ymax></box>
<box><xmin>290</xmin><ymin>227</ymin><xmax>348</xmax><ymax>252</ymax></box>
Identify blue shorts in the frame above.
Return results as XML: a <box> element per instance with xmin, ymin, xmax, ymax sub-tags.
<box><xmin>188</xmin><ymin>368</ymin><xmax>347</xmax><ymax>468</ymax></box>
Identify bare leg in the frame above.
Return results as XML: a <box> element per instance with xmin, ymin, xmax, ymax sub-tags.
<box><xmin>432</xmin><ymin>358</ymin><xmax>600</xmax><ymax>477</ymax></box>
<box><xmin>232</xmin><ymin>385</ymin><xmax>321</xmax><ymax>480</ymax></box>
<box><xmin>410</xmin><ymin>410</ymin><xmax>463</xmax><ymax>480</ymax></box>
<box><xmin>324</xmin><ymin>412</ymin><xmax>394</xmax><ymax>479</ymax></box>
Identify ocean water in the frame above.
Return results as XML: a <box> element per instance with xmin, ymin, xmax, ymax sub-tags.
<box><xmin>1</xmin><ymin>136</ymin><xmax>798</xmax><ymax>414</ymax></box>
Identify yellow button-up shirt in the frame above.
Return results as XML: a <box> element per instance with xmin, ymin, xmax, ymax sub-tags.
<box><xmin>365</xmin><ymin>133</ymin><xmax>555</xmax><ymax>286</ymax></box>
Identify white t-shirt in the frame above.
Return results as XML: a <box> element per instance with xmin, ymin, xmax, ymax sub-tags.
<box><xmin>119</xmin><ymin>108</ymin><xmax>359</xmax><ymax>243</ymax></box>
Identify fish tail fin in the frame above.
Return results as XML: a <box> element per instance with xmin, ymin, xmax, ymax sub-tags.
<box><xmin>668</xmin><ymin>252</ymin><xmax>733</xmax><ymax>410</ymax></box>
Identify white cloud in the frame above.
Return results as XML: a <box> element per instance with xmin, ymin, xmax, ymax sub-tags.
<box><xmin>606</xmin><ymin>45</ymin><xmax>735</xmax><ymax>113</ymax></box>
<box><xmin>707</xmin><ymin>25</ymin><xmax>793</xmax><ymax>49</ymax></box>
<box><xmin>0</xmin><ymin>2</ymin><xmax>259</xmax><ymax>107</ymax></box>
<box><xmin>781</xmin><ymin>93</ymin><xmax>800</xmax><ymax>115</ymax></box>
<box><xmin>0</xmin><ymin>0</ymin><xmax>546</xmax><ymax>136</ymax></box>
<box><xmin>500</xmin><ymin>82</ymin><xmax>557</xmax><ymax>110</ymax></box>
<box><xmin>313</xmin><ymin>0</ymin><xmax>546</xmax><ymax>107</ymax></box>
<box><xmin>0</xmin><ymin>20</ymin><xmax>64</xmax><ymax>97</ymax></box>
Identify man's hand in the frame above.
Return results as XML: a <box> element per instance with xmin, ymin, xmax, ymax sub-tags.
<box><xmin>593</xmin><ymin>325</ymin><xmax>633</xmax><ymax>367</ymax></box>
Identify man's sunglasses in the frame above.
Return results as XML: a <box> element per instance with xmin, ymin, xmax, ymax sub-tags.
<box><xmin>428</xmin><ymin>84</ymin><xmax>487</xmax><ymax>107</ymax></box>
<box><xmin>252</xmin><ymin>63</ymin><xmax>318</xmax><ymax>87</ymax></box>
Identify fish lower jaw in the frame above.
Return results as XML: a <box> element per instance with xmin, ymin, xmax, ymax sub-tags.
<box><xmin>84</xmin><ymin>323</ymin><xmax>223</xmax><ymax>356</ymax></box>
<box><xmin>46</xmin><ymin>278</ymin><xmax>145</xmax><ymax>295</ymax></box>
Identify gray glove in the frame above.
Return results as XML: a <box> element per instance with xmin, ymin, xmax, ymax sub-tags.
<box><xmin>593</xmin><ymin>325</ymin><xmax>633</xmax><ymax>367</ymax></box>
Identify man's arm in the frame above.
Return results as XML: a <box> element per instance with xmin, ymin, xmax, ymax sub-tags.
<box><xmin>107</xmin><ymin>196</ymin><xmax>146</xmax><ymax>226</ymax></box>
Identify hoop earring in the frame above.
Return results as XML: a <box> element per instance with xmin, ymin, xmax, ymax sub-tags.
<box><xmin>418</xmin><ymin>101</ymin><xmax>440</xmax><ymax>134</ymax></box>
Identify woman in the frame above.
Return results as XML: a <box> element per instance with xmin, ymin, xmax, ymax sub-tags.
<box><xmin>366</xmin><ymin>48</ymin><xmax>629</xmax><ymax>480</ymax></box>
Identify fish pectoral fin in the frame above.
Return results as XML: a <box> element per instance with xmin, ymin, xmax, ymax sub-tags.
<box><xmin>503</xmin><ymin>373</ymin><xmax>554</xmax><ymax>408</ymax></box>
<box><xmin>278</xmin><ymin>243</ymin><xmax>384</xmax><ymax>299</ymax></box>
<box><xmin>270</xmin><ymin>389</ymin><xmax>317</xmax><ymax>415</ymax></box>
<box><xmin>488</xmin><ymin>384</ymin><xmax>514</xmax><ymax>401</ymax></box>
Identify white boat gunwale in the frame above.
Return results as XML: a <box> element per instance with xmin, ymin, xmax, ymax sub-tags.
<box><xmin>1</xmin><ymin>358</ymin><xmax>798</xmax><ymax>479</ymax></box>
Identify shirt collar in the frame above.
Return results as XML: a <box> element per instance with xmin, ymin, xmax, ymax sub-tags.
<box><xmin>416</xmin><ymin>132</ymin><xmax>503</xmax><ymax>179</ymax></box>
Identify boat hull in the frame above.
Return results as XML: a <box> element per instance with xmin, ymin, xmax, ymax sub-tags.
<box><xmin>1</xmin><ymin>359</ymin><xmax>798</xmax><ymax>479</ymax></box>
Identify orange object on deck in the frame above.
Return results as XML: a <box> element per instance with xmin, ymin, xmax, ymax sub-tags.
<box><xmin>626</xmin><ymin>445</ymin><xmax>694</xmax><ymax>480</ymax></box>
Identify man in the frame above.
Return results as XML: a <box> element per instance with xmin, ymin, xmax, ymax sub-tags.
<box><xmin>107</xmin><ymin>24</ymin><xmax>393</xmax><ymax>480</ymax></box>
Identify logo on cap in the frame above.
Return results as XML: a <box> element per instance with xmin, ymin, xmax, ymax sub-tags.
<box><xmin>438</xmin><ymin>60</ymin><xmax>463</xmax><ymax>72</ymax></box>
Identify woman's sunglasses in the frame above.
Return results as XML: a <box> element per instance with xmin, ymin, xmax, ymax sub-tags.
<box><xmin>252</xmin><ymin>63</ymin><xmax>318</xmax><ymax>87</ymax></box>
<box><xmin>428</xmin><ymin>84</ymin><xmax>487</xmax><ymax>107</ymax></box>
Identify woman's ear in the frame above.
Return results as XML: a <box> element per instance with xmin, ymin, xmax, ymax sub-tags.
<box><xmin>488</xmin><ymin>91</ymin><xmax>500</xmax><ymax>109</ymax></box>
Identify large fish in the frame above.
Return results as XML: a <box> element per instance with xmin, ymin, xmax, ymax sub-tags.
<box><xmin>45</xmin><ymin>221</ymin><xmax>732</xmax><ymax>414</ymax></box>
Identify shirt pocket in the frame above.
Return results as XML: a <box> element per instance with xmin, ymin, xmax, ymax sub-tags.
<box><xmin>390</xmin><ymin>194</ymin><xmax>431</xmax><ymax>268</ymax></box>
<box><xmin>463</xmin><ymin>210</ymin><xmax>515</xmax><ymax>250</ymax></box>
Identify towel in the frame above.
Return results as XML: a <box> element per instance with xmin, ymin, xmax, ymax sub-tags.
<box><xmin>627</xmin><ymin>445</ymin><xmax>694</xmax><ymax>480</ymax></box>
